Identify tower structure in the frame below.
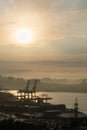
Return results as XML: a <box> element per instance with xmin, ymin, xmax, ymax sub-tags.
<box><xmin>74</xmin><ymin>97</ymin><xmax>78</xmax><ymax>118</ymax></box>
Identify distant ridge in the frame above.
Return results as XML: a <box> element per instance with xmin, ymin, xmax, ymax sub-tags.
<box><xmin>0</xmin><ymin>75</ymin><xmax>87</xmax><ymax>92</ymax></box>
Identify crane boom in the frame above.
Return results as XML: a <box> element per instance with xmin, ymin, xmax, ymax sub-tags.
<box><xmin>25</xmin><ymin>79</ymin><xmax>30</xmax><ymax>91</ymax></box>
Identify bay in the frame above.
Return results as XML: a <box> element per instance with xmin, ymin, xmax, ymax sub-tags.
<box><xmin>38</xmin><ymin>92</ymin><xmax>87</xmax><ymax>114</ymax></box>
<box><xmin>10</xmin><ymin>91</ymin><xmax>87</xmax><ymax>114</ymax></box>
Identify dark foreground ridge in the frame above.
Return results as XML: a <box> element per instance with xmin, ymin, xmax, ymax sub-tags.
<box><xmin>0</xmin><ymin>118</ymin><xmax>87</xmax><ymax>130</ymax></box>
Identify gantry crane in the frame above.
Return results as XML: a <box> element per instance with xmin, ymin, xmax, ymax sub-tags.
<box><xmin>17</xmin><ymin>79</ymin><xmax>52</xmax><ymax>104</ymax></box>
<box><xmin>17</xmin><ymin>79</ymin><xmax>38</xmax><ymax>101</ymax></box>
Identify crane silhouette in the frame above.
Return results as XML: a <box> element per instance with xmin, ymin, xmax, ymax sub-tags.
<box><xmin>17</xmin><ymin>79</ymin><xmax>38</xmax><ymax>100</ymax></box>
<box><xmin>24</xmin><ymin>79</ymin><xmax>30</xmax><ymax>93</ymax></box>
<box><xmin>30</xmin><ymin>79</ymin><xmax>37</xmax><ymax>93</ymax></box>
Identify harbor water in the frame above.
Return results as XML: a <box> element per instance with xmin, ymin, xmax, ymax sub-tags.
<box><xmin>10</xmin><ymin>91</ymin><xmax>87</xmax><ymax>114</ymax></box>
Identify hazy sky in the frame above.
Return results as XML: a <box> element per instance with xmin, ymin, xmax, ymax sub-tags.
<box><xmin>0</xmin><ymin>0</ymin><xmax>87</xmax><ymax>79</ymax></box>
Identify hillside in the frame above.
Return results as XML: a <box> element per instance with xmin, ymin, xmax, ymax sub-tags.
<box><xmin>0</xmin><ymin>75</ymin><xmax>87</xmax><ymax>92</ymax></box>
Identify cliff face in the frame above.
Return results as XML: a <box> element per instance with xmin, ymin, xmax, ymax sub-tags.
<box><xmin>0</xmin><ymin>75</ymin><xmax>87</xmax><ymax>92</ymax></box>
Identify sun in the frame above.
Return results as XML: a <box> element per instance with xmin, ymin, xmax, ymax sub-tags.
<box><xmin>16</xmin><ymin>28</ymin><xmax>32</xmax><ymax>44</ymax></box>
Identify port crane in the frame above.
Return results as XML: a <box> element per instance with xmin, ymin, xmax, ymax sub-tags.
<box><xmin>17</xmin><ymin>79</ymin><xmax>38</xmax><ymax>101</ymax></box>
<box><xmin>17</xmin><ymin>79</ymin><xmax>52</xmax><ymax>104</ymax></box>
